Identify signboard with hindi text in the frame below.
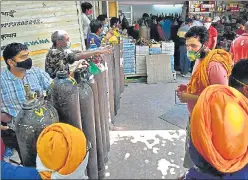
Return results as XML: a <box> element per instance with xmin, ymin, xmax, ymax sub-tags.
<box><xmin>1</xmin><ymin>1</ymin><xmax>85</xmax><ymax>70</ymax></box>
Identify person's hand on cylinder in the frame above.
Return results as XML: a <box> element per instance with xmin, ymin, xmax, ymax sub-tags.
<box><xmin>98</xmin><ymin>46</ymin><xmax>112</xmax><ymax>55</ymax></box>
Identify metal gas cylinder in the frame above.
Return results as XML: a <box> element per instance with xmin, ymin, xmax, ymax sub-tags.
<box><xmin>15</xmin><ymin>85</ymin><xmax>59</xmax><ymax>167</ymax></box>
<box><xmin>113</xmin><ymin>45</ymin><xmax>121</xmax><ymax>115</ymax></box>
<box><xmin>47</xmin><ymin>60</ymin><xmax>82</xmax><ymax>130</ymax></box>
<box><xmin>103</xmin><ymin>53</ymin><xmax>115</xmax><ymax>125</ymax></box>
<box><xmin>87</xmin><ymin>72</ymin><xmax>105</xmax><ymax>179</ymax></box>
<box><xmin>139</xmin><ymin>22</ymin><xmax>150</xmax><ymax>40</ymax></box>
<box><xmin>94</xmin><ymin>70</ymin><xmax>107</xmax><ymax>162</ymax></box>
<box><xmin>74</xmin><ymin>68</ymin><xmax>99</xmax><ymax>179</ymax></box>
<box><xmin>100</xmin><ymin>64</ymin><xmax>111</xmax><ymax>153</ymax></box>
<box><xmin>119</xmin><ymin>41</ymin><xmax>125</xmax><ymax>94</ymax></box>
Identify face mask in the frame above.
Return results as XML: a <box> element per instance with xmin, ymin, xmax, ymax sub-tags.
<box><xmin>204</xmin><ymin>22</ymin><xmax>211</xmax><ymax>30</ymax></box>
<box><xmin>65</xmin><ymin>49</ymin><xmax>72</xmax><ymax>54</ymax></box>
<box><xmin>187</xmin><ymin>45</ymin><xmax>207</xmax><ymax>61</ymax></box>
<box><xmin>187</xmin><ymin>51</ymin><xmax>201</xmax><ymax>62</ymax></box>
<box><xmin>36</xmin><ymin>153</ymin><xmax>89</xmax><ymax>179</ymax></box>
<box><xmin>14</xmin><ymin>58</ymin><xmax>32</xmax><ymax>70</ymax></box>
<box><xmin>66</xmin><ymin>41</ymin><xmax>71</xmax><ymax>49</ymax></box>
<box><xmin>200</xmin><ymin>16</ymin><xmax>203</xmax><ymax>21</ymax></box>
<box><xmin>86</xmin><ymin>9</ymin><xmax>92</xmax><ymax>15</ymax></box>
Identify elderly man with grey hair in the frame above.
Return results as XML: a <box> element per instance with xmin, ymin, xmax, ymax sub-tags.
<box><xmin>45</xmin><ymin>30</ymin><xmax>110</xmax><ymax>79</ymax></box>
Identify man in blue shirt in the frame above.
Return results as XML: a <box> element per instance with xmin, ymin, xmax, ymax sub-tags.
<box><xmin>87</xmin><ymin>19</ymin><xmax>103</xmax><ymax>48</ymax></box>
<box><xmin>1</xmin><ymin>43</ymin><xmax>52</xmax><ymax>164</ymax></box>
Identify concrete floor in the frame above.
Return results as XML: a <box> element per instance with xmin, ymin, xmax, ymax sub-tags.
<box><xmin>106</xmin><ymin>77</ymin><xmax>190</xmax><ymax>179</ymax></box>
<box><xmin>8</xmin><ymin>77</ymin><xmax>190</xmax><ymax>179</ymax></box>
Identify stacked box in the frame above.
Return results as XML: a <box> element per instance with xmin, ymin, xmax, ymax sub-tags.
<box><xmin>136</xmin><ymin>55</ymin><xmax>147</xmax><ymax>75</ymax></box>
<box><xmin>136</xmin><ymin>46</ymin><xmax>149</xmax><ymax>56</ymax></box>
<box><xmin>123</xmin><ymin>38</ymin><xmax>133</xmax><ymax>43</ymax></box>
<box><xmin>149</xmin><ymin>47</ymin><xmax>162</xmax><ymax>55</ymax></box>
<box><xmin>161</xmin><ymin>41</ymin><xmax>175</xmax><ymax>55</ymax></box>
<box><xmin>123</xmin><ymin>43</ymin><xmax>136</xmax><ymax>74</ymax></box>
<box><xmin>146</xmin><ymin>54</ymin><xmax>173</xmax><ymax>84</ymax></box>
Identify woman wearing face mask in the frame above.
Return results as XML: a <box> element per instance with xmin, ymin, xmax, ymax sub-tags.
<box><xmin>204</xmin><ymin>17</ymin><xmax>218</xmax><ymax>50</ymax></box>
<box><xmin>176</xmin><ymin>26</ymin><xmax>233</xmax><ymax>174</ymax></box>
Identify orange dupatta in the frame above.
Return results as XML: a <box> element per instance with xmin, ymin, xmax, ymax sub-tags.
<box><xmin>37</xmin><ymin>123</ymin><xmax>87</xmax><ymax>179</ymax></box>
<box><xmin>191</xmin><ymin>85</ymin><xmax>248</xmax><ymax>173</ymax></box>
<box><xmin>187</xmin><ymin>49</ymin><xmax>233</xmax><ymax>94</ymax></box>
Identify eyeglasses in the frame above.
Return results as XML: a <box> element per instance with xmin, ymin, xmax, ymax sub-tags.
<box><xmin>233</xmin><ymin>77</ymin><xmax>248</xmax><ymax>86</ymax></box>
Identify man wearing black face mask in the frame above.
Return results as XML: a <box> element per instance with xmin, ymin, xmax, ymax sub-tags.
<box><xmin>1</xmin><ymin>43</ymin><xmax>52</xmax><ymax>163</ymax></box>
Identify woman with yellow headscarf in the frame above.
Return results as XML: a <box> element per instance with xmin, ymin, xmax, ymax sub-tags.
<box><xmin>36</xmin><ymin>123</ymin><xmax>89</xmax><ymax>179</ymax></box>
<box><xmin>183</xmin><ymin>85</ymin><xmax>248</xmax><ymax>179</ymax></box>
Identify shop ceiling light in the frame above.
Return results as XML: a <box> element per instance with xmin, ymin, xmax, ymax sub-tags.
<box><xmin>153</xmin><ymin>4</ymin><xmax>183</xmax><ymax>7</ymax></box>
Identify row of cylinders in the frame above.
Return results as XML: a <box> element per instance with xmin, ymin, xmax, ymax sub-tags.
<box><xmin>14</xmin><ymin>45</ymin><xmax>124</xmax><ymax>179</ymax></box>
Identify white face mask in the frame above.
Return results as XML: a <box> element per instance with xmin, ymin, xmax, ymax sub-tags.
<box><xmin>64</xmin><ymin>49</ymin><xmax>72</xmax><ymax>54</ymax></box>
<box><xmin>36</xmin><ymin>153</ymin><xmax>89</xmax><ymax>179</ymax></box>
<box><xmin>204</xmin><ymin>22</ymin><xmax>211</xmax><ymax>30</ymax></box>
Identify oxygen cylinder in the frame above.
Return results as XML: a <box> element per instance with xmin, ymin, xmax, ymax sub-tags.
<box><xmin>48</xmin><ymin>60</ymin><xmax>82</xmax><ymax>130</ymax></box>
<box><xmin>88</xmin><ymin>44</ymin><xmax>110</xmax><ymax>162</ymax></box>
<box><xmin>113</xmin><ymin>45</ymin><xmax>121</xmax><ymax>114</ymax></box>
<box><xmin>74</xmin><ymin>68</ymin><xmax>98</xmax><ymax>179</ymax></box>
<box><xmin>87</xmin><ymin>73</ymin><xmax>105</xmax><ymax>179</ymax></box>
<box><xmin>119</xmin><ymin>41</ymin><xmax>125</xmax><ymax>94</ymax></box>
<box><xmin>94</xmin><ymin>69</ymin><xmax>108</xmax><ymax>163</ymax></box>
<box><xmin>139</xmin><ymin>23</ymin><xmax>150</xmax><ymax>40</ymax></box>
<box><xmin>15</xmin><ymin>85</ymin><xmax>59</xmax><ymax>167</ymax></box>
<box><xmin>100</xmin><ymin>64</ymin><xmax>110</xmax><ymax>153</ymax></box>
<box><xmin>104</xmin><ymin>53</ymin><xmax>115</xmax><ymax>124</ymax></box>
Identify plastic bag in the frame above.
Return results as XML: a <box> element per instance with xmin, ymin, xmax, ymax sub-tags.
<box><xmin>88</xmin><ymin>61</ymin><xmax>101</xmax><ymax>75</ymax></box>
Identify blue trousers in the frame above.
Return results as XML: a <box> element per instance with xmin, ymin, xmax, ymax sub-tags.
<box><xmin>179</xmin><ymin>45</ymin><xmax>191</xmax><ymax>75</ymax></box>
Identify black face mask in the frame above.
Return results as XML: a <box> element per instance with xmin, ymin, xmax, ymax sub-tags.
<box><xmin>14</xmin><ymin>58</ymin><xmax>32</xmax><ymax>70</ymax></box>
